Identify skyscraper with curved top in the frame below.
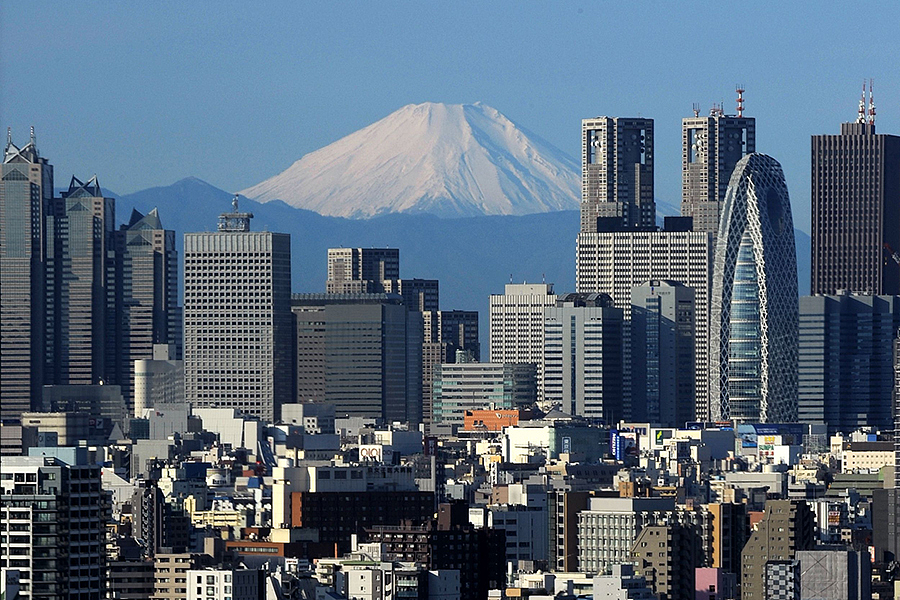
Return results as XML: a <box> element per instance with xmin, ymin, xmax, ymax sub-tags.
<box><xmin>710</xmin><ymin>154</ymin><xmax>798</xmax><ymax>423</ymax></box>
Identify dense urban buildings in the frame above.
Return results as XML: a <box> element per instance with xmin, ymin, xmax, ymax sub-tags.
<box><xmin>799</xmin><ymin>293</ymin><xmax>900</xmax><ymax>433</ymax></box>
<box><xmin>681</xmin><ymin>102</ymin><xmax>756</xmax><ymax>233</ymax></box>
<box><xmin>7</xmin><ymin>95</ymin><xmax>900</xmax><ymax>600</ymax></box>
<box><xmin>709</xmin><ymin>153</ymin><xmax>799</xmax><ymax>423</ymax></box>
<box><xmin>291</xmin><ymin>292</ymin><xmax>422</xmax><ymax>423</ymax></box>
<box><xmin>576</xmin><ymin>221</ymin><xmax>713</xmax><ymax>419</ymax></box>
<box><xmin>183</xmin><ymin>198</ymin><xmax>293</xmax><ymax>423</ymax></box>
<box><xmin>811</xmin><ymin>111</ymin><xmax>900</xmax><ymax>295</ymax></box>
<box><xmin>580</xmin><ymin>117</ymin><xmax>654</xmax><ymax>232</ymax></box>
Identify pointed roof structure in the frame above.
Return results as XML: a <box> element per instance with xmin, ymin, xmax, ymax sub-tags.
<box><xmin>3</xmin><ymin>128</ymin><xmax>40</xmax><ymax>164</ymax></box>
<box><xmin>126</xmin><ymin>207</ymin><xmax>163</xmax><ymax>231</ymax></box>
<box><xmin>64</xmin><ymin>174</ymin><xmax>103</xmax><ymax>198</ymax></box>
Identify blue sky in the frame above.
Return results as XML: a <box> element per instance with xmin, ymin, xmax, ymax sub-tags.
<box><xmin>3</xmin><ymin>2</ymin><xmax>900</xmax><ymax>233</ymax></box>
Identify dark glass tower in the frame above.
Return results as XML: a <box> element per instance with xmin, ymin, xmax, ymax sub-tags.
<box><xmin>710</xmin><ymin>154</ymin><xmax>798</xmax><ymax>423</ymax></box>
<box><xmin>0</xmin><ymin>131</ymin><xmax>52</xmax><ymax>418</ymax></box>
<box><xmin>811</xmin><ymin>120</ymin><xmax>900</xmax><ymax>295</ymax></box>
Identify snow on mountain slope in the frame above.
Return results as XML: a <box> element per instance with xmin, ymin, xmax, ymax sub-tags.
<box><xmin>239</xmin><ymin>102</ymin><xmax>581</xmax><ymax>218</ymax></box>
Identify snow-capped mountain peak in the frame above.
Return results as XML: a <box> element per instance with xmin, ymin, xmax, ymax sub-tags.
<box><xmin>239</xmin><ymin>102</ymin><xmax>580</xmax><ymax>219</ymax></box>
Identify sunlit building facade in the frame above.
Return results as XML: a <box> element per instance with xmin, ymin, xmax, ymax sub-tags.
<box><xmin>710</xmin><ymin>154</ymin><xmax>798</xmax><ymax>423</ymax></box>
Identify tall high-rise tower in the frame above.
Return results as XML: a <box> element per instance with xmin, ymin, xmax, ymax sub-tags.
<box><xmin>682</xmin><ymin>98</ymin><xmax>756</xmax><ymax>233</ymax></box>
<box><xmin>710</xmin><ymin>154</ymin><xmax>798</xmax><ymax>423</ymax></box>
<box><xmin>0</xmin><ymin>129</ymin><xmax>52</xmax><ymax>418</ymax></box>
<box><xmin>45</xmin><ymin>175</ymin><xmax>115</xmax><ymax>387</ymax></box>
<box><xmin>811</xmin><ymin>86</ymin><xmax>900</xmax><ymax>295</ymax></box>
<box><xmin>108</xmin><ymin>208</ymin><xmax>180</xmax><ymax>413</ymax></box>
<box><xmin>580</xmin><ymin>117</ymin><xmax>654</xmax><ymax>233</ymax></box>
<box><xmin>184</xmin><ymin>197</ymin><xmax>292</xmax><ymax>423</ymax></box>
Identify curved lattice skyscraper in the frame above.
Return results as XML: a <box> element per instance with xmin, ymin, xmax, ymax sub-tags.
<box><xmin>710</xmin><ymin>154</ymin><xmax>798</xmax><ymax>423</ymax></box>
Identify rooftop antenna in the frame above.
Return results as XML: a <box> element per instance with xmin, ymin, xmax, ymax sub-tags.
<box><xmin>29</xmin><ymin>126</ymin><xmax>35</xmax><ymax>146</ymax></box>
<box><xmin>6</xmin><ymin>127</ymin><xmax>11</xmax><ymax>146</ymax></box>
<box><xmin>858</xmin><ymin>80</ymin><xmax>867</xmax><ymax>124</ymax></box>
<box><xmin>869</xmin><ymin>78</ymin><xmax>876</xmax><ymax>126</ymax></box>
<box><xmin>736</xmin><ymin>85</ymin><xmax>745</xmax><ymax>118</ymax></box>
<box><xmin>232</xmin><ymin>194</ymin><xmax>239</xmax><ymax>212</ymax></box>
<box><xmin>509</xmin><ymin>273</ymin><xmax>513</xmax><ymax>284</ymax></box>
<box><xmin>692</xmin><ymin>103</ymin><xmax>700</xmax><ymax>117</ymax></box>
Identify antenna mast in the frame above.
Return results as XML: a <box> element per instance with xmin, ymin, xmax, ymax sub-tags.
<box><xmin>858</xmin><ymin>80</ymin><xmax>867</xmax><ymax>124</ymax></box>
<box><xmin>736</xmin><ymin>85</ymin><xmax>745</xmax><ymax>118</ymax></box>
<box><xmin>869</xmin><ymin>78</ymin><xmax>876</xmax><ymax>126</ymax></box>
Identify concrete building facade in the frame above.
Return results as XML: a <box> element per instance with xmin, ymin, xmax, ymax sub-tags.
<box><xmin>682</xmin><ymin>107</ymin><xmax>756</xmax><ymax>234</ymax></box>
<box><xmin>183</xmin><ymin>201</ymin><xmax>293</xmax><ymax>423</ymax></box>
<box><xmin>576</xmin><ymin>227</ymin><xmax>713</xmax><ymax>419</ymax></box>
<box><xmin>811</xmin><ymin>120</ymin><xmax>900</xmax><ymax>296</ymax></box>
<box><xmin>543</xmin><ymin>293</ymin><xmax>625</xmax><ymax>422</ymax></box>
<box><xmin>580</xmin><ymin>117</ymin><xmax>654</xmax><ymax>233</ymax></box>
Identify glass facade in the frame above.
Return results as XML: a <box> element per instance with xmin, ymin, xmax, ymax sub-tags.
<box><xmin>710</xmin><ymin>154</ymin><xmax>798</xmax><ymax>423</ymax></box>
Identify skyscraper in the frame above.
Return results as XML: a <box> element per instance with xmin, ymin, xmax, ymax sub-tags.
<box><xmin>0</xmin><ymin>129</ymin><xmax>52</xmax><ymax>418</ymax></box>
<box><xmin>108</xmin><ymin>208</ymin><xmax>180</xmax><ymax>412</ymax></box>
<box><xmin>183</xmin><ymin>198</ymin><xmax>292</xmax><ymax>423</ymax></box>
<box><xmin>682</xmin><ymin>102</ymin><xmax>756</xmax><ymax>233</ymax></box>
<box><xmin>630</xmin><ymin>280</ymin><xmax>696</xmax><ymax>427</ymax></box>
<box><xmin>291</xmin><ymin>293</ymin><xmax>422</xmax><ymax>423</ymax></box>
<box><xmin>45</xmin><ymin>175</ymin><xmax>115</xmax><ymax>387</ymax></box>
<box><xmin>811</xmin><ymin>96</ymin><xmax>900</xmax><ymax>295</ymax></box>
<box><xmin>489</xmin><ymin>283</ymin><xmax>557</xmax><ymax>399</ymax></box>
<box><xmin>709</xmin><ymin>154</ymin><xmax>798</xmax><ymax>423</ymax></box>
<box><xmin>580</xmin><ymin>117</ymin><xmax>654</xmax><ymax>233</ymax></box>
<box><xmin>799</xmin><ymin>293</ymin><xmax>900</xmax><ymax>434</ymax></box>
<box><xmin>542</xmin><ymin>293</ymin><xmax>625</xmax><ymax>421</ymax></box>
<box><xmin>576</xmin><ymin>223</ymin><xmax>713</xmax><ymax>419</ymax></box>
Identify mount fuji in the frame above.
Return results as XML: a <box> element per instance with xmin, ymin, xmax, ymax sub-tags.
<box><xmin>239</xmin><ymin>102</ymin><xmax>581</xmax><ymax>219</ymax></box>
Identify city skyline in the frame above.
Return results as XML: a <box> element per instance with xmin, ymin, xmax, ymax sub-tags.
<box><xmin>3</xmin><ymin>4</ymin><xmax>900</xmax><ymax>235</ymax></box>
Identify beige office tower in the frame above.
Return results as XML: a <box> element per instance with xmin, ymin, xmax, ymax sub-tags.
<box><xmin>580</xmin><ymin>117</ymin><xmax>654</xmax><ymax>233</ymax></box>
<box><xmin>184</xmin><ymin>199</ymin><xmax>292</xmax><ymax>423</ymax></box>
<box><xmin>576</xmin><ymin>228</ymin><xmax>714</xmax><ymax>420</ymax></box>
<box><xmin>681</xmin><ymin>105</ymin><xmax>755</xmax><ymax>233</ymax></box>
<box><xmin>489</xmin><ymin>283</ymin><xmax>557</xmax><ymax>401</ymax></box>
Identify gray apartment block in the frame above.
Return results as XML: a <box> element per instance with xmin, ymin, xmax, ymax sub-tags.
<box><xmin>183</xmin><ymin>205</ymin><xmax>292</xmax><ymax>424</ymax></box>
<box><xmin>542</xmin><ymin>293</ymin><xmax>624</xmax><ymax>422</ymax></box>
<box><xmin>799</xmin><ymin>293</ymin><xmax>900</xmax><ymax>433</ymax></box>
<box><xmin>291</xmin><ymin>293</ymin><xmax>422</xmax><ymax>424</ymax></box>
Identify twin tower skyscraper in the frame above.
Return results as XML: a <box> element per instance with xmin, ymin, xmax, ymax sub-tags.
<box><xmin>576</xmin><ymin>102</ymin><xmax>799</xmax><ymax>423</ymax></box>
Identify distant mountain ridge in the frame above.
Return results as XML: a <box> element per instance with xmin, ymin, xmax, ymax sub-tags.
<box><xmin>239</xmin><ymin>102</ymin><xmax>581</xmax><ymax>219</ymax></box>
